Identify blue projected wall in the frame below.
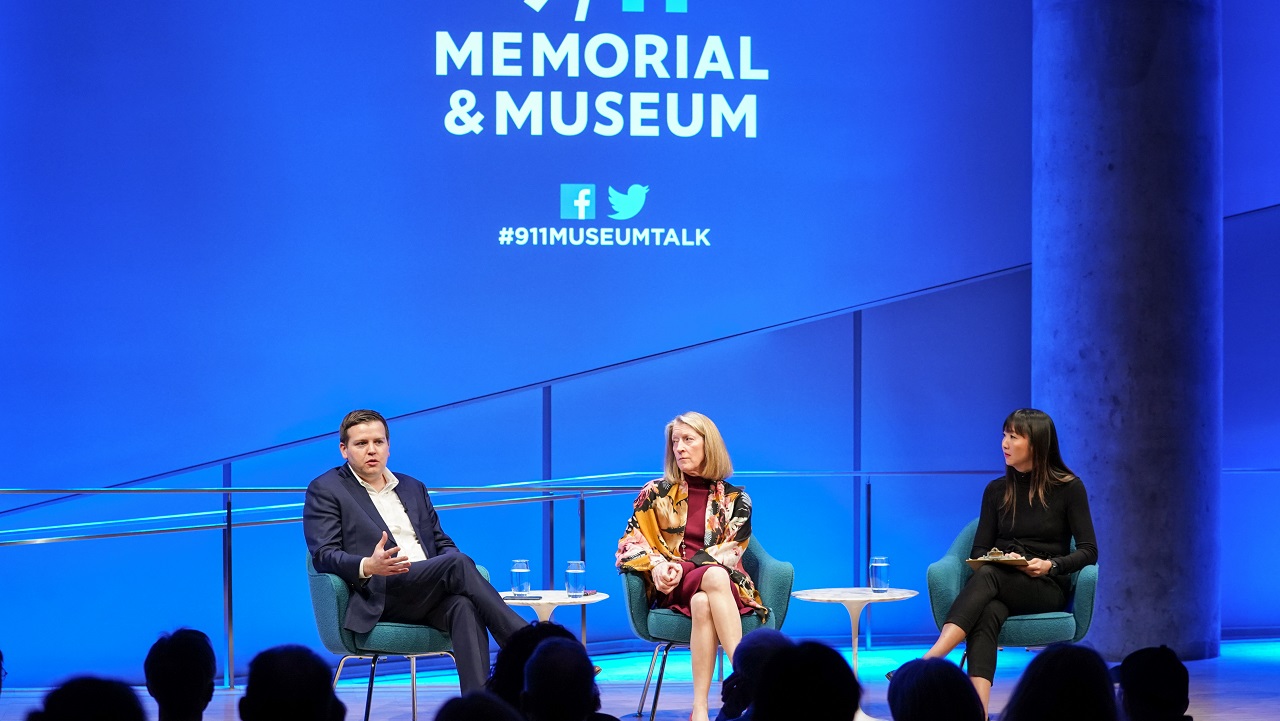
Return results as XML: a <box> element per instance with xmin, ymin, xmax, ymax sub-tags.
<box><xmin>0</xmin><ymin>1</ymin><xmax>1030</xmax><ymax>489</ymax></box>
<box><xmin>2</xmin><ymin>0</ymin><xmax>1280</xmax><ymax>690</ymax></box>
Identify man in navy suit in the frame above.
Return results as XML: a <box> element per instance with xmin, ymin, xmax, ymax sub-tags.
<box><xmin>303</xmin><ymin>409</ymin><xmax>527</xmax><ymax>692</ymax></box>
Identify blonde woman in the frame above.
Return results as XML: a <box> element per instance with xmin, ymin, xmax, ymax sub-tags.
<box><xmin>616</xmin><ymin>412</ymin><xmax>766</xmax><ymax>721</ymax></box>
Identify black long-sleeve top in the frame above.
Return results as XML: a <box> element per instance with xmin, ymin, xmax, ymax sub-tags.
<box><xmin>971</xmin><ymin>470</ymin><xmax>1099</xmax><ymax>590</ymax></box>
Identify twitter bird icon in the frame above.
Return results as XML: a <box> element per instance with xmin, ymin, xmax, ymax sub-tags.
<box><xmin>608</xmin><ymin>184</ymin><xmax>649</xmax><ymax>220</ymax></box>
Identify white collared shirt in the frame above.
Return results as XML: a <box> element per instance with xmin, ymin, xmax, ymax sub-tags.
<box><xmin>352</xmin><ymin>465</ymin><xmax>428</xmax><ymax>576</ymax></box>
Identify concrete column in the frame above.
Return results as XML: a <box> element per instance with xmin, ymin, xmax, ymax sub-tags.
<box><xmin>1031</xmin><ymin>1</ymin><xmax>1222</xmax><ymax>660</ymax></box>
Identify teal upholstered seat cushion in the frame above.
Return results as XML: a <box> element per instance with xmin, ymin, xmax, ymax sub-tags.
<box><xmin>356</xmin><ymin>624</ymin><xmax>453</xmax><ymax>655</ymax></box>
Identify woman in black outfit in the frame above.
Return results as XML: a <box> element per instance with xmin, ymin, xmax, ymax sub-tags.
<box><xmin>919</xmin><ymin>408</ymin><xmax>1098</xmax><ymax>716</ymax></box>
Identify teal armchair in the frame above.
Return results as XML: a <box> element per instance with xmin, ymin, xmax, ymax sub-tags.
<box><xmin>926</xmin><ymin>519</ymin><xmax>1098</xmax><ymax>657</ymax></box>
<box><xmin>621</xmin><ymin>537</ymin><xmax>795</xmax><ymax>721</ymax></box>
<box><xmin>306</xmin><ymin>555</ymin><xmax>490</xmax><ymax>721</ymax></box>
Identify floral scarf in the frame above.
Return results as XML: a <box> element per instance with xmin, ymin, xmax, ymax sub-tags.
<box><xmin>615</xmin><ymin>476</ymin><xmax>767</xmax><ymax>619</ymax></box>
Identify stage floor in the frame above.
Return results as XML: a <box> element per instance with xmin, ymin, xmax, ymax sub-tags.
<box><xmin>1</xmin><ymin>640</ymin><xmax>1275</xmax><ymax>721</ymax></box>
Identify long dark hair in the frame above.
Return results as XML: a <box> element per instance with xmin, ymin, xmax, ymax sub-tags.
<box><xmin>1000</xmin><ymin>409</ymin><xmax>1076</xmax><ymax>523</ymax></box>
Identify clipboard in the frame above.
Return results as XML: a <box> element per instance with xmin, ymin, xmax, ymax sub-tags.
<box><xmin>965</xmin><ymin>556</ymin><xmax>1030</xmax><ymax>571</ymax></box>
<box><xmin>965</xmin><ymin>548</ymin><xmax>1031</xmax><ymax>571</ymax></box>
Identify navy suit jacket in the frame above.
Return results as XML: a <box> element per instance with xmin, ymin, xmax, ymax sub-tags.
<box><xmin>303</xmin><ymin>464</ymin><xmax>457</xmax><ymax>633</ymax></box>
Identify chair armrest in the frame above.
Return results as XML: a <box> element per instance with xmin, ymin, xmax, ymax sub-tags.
<box><xmin>926</xmin><ymin>556</ymin><xmax>968</xmax><ymax>631</ymax></box>
<box><xmin>751</xmin><ymin>546</ymin><xmax>795</xmax><ymax>630</ymax></box>
<box><xmin>621</xmin><ymin>570</ymin><xmax>654</xmax><ymax>641</ymax></box>
<box><xmin>306</xmin><ymin>554</ymin><xmax>358</xmax><ymax>655</ymax></box>
<box><xmin>1070</xmin><ymin>563</ymin><xmax>1099</xmax><ymax>642</ymax></box>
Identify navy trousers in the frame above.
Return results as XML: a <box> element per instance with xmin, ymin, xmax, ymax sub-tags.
<box><xmin>382</xmin><ymin>552</ymin><xmax>527</xmax><ymax>692</ymax></box>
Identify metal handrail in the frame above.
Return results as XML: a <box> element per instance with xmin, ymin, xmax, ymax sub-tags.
<box><xmin>0</xmin><ymin>468</ymin><xmax>1023</xmax><ymax>498</ymax></box>
<box><xmin>10</xmin><ymin>464</ymin><xmax>1271</xmax><ymax>546</ymax></box>
<box><xmin>2</xmin><ymin>463</ymin><xmax>1265</xmax><ymax>686</ymax></box>
<box><xmin>0</xmin><ymin>489</ymin><xmax>634</xmax><ymax>547</ymax></box>
<box><xmin>0</xmin><ymin>470</ymin><xmax>1010</xmax><ymax>545</ymax></box>
<box><xmin>0</xmin><ymin>467</ymin><xmax>1005</xmax><ymax>685</ymax></box>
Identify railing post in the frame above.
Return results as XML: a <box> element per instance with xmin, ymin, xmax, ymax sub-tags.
<box><xmin>864</xmin><ymin>479</ymin><xmax>873</xmax><ymax>650</ymax></box>
<box><xmin>541</xmin><ymin>386</ymin><xmax>555</xmax><ymax>589</ymax></box>
<box><xmin>579</xmin><ymin>490</ymin><xmax>588</xmax><ymax>643</ymax></box>
<box><xmin>222</xmin><ymin>462</ymin><xmax>235</xmax><ymax>688</ymax></box>
<box><xmin>852</xmin><ymin>311</ymin><xmax>867</xmax><ymax>652</ymax></box>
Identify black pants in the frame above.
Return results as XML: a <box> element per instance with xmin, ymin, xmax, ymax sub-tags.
<box><xmin>382</xmin><ymin>552</ymin><xmax>528</xmax><ymax>692</ymax></box>
<box><xmin>944</xmin><ymin>564</ymin><xmax>1066</xmax><ymax>681</ymax></box>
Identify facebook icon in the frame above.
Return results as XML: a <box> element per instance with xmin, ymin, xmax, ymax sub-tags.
<box><xmin>560</xmin><ymin>184</ymin><xmax>596</xmax><ymax>220</ymax></box>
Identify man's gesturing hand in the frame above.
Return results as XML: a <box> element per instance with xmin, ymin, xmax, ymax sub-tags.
<box><xmin>363</xmin><ymin>531</ymin><xmax>411</xmax><ymax>576</ymax></box>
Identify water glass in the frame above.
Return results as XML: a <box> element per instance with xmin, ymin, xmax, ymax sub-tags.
<box><xmin>510</xmin><ymin>559</ymin><xmax>531</xmax><ymax>597</ymax></box>
<box><xmin>565</xmin><ymin>560</ymin><xmax>586</xmax><ymax>598</ymax></box>
<box><xmin>869</xmin><ymin>556</ymin><xmax>890</xmax><ymax>593</ymax></box>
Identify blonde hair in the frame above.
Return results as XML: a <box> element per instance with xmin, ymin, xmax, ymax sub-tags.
<box><xmin>664</xmin><ymin>411</ymin><xmax>733</xmax><ymax>483</ymax></box>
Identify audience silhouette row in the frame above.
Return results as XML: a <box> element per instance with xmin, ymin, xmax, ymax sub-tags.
<box><xmin>886</xmin><ymin>641</ymin><xmax>1192</xmax><ymax>721</ymax></box>
<box><xmin>11</xmin><ymin>627</ymin><xmax>1193</xmax><ymax>721</ymax></box>
<box><xmin>21</xmin><ymin>630</ymin><xmax>345</xmax><ymax>721</ymax></box>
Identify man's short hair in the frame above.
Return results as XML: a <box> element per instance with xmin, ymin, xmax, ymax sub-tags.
<box><xmin>239</xmin><ymin>645</ymin><xmax>344</xmax><ymax>721</ymax></box>
<box><xmin>340</xmin><ymin>410</ymin><xmax>388</xmax><ymax>444</ymax></box>
<box><xmin>522</xmin><ymin>638</ymin><xmax>597</xmax><ymax>721</ymax></box>
<box><xmin>753</xmin><ymin>642</ymin><xmax>861</xmax><ymax>721</ymax></box>
<box><xmin>145</xmin><ymin>628</ymin><xmax>217</xmax><ymax>717</ymax></box>
<box><xmin>435</xmin><ymin>691</ymin><xmax>523</xmax><ymax>721</ymax></box>
<box><xmin>719</xmin><ymin>628</ymin><xmax>796</xmax><ymax>720</ymax></box>
<box><xmin>1112</xmin><ymin>645</ymin><xmax>1190</xmax><ymax>720</ymax></box>
<box><xmin>731</xmin><ymin>627</ymin><xmax>794</xmax><ymax>683</ymax></box>
<box><xmin>27</xmin><ymin>677</ymin><xmax>145</xmax><ymax>721</ymax></box>
<box><xmin>485</xmin><ymin>622</ymin><xmax>578</xmax><ymax>708</ymax></box>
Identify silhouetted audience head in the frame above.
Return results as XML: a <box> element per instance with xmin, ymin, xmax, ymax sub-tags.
<box><xmin>1001</xmin><ymin>643</ymin><xmax>1117</xmax><ymax>721</ymax></box>
<box><xmin>887</xmin><ymin>658</ymin><xmax>984</xmax><ymax>721</ymax></box>
<box><xmin>1</xmin><ymin>648</ymin><xmax>6</xmax><ymax>696</ymax></box>
<box><xmin>717</xmin><ymin>628</ymin><xmax>795</xmax><ymax>720</ymax></box>
<box><xmin>26</xmin><ymin>677</ymin><xmax>145</xmax><ymax>721</ymax></box>
<box><xmin>522</xmin><ymin>637</ymin><xmax>598</xmax><ymax>721</ymax></box>
<box><xmin>145</xmin><ymin>628</ymin><xmax>217</xmax><ymax>721</ymax></box>
<box><xmin>434</xmin><ymin>691</ymin><xmax>523</xmax><ymax>721</ymax></box>
<box><xmin>1112</xmin><ymin>645</ymin><xmax>1191</xmax><ymax>721</ymax></box>
<box><xmin>753</xmin><ymin>641</ymin><xmax>861</xmax><ymax>721</ymax></box>
<box><xmin>239</xmin><ymin>645</ymin><xmax>345</xmax><ymax>721</ymax></box>
<box><xmin>486</xmin><ymin>621</ymin><xmax>578</xmax><ymax>708</ymax></box>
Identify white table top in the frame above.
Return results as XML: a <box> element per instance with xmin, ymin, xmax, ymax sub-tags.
<box><xmin>791</xmin><ymin>587</ymin><xmax>918</xmax><ymax>603</ymax></box>
<box><xmin>501</xmin><ymin>590</ymin><xmax>610</xmax><ymax>607</ymax></box>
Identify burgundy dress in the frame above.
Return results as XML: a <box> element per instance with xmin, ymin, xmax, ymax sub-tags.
<box><xmin>659</xmin><ymin>477</ymin><xmax>753</xmax><ymax>617</ymax></box>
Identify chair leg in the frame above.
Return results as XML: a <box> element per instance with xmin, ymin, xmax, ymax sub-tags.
<box><xmin>409</xmin><ymin>656</ymin><xmax>418</xmax><ymax>721</ymax></box>
<box><xmin>960</xmin><ymin>650</ymin><xmax>967</xmax><ymax>672</ymax></box>
<box><xmin>364</xmin><ymin>655</ymin><xmax>380</xmax><ymax>721</ymax></box>
<box><xmin>333</xmin><ymin>655</ymin><xmax>354</xmax><ymax>688</ymax></box>
<box><xmin>635</xmin><ymin>644</ymin><xmax>664</xmax><ymax>716</ymax></box>
<box><xmin>648</xmin><ymin>642</ymin><xmax>676</xmax><ymax>721</ymax></box>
